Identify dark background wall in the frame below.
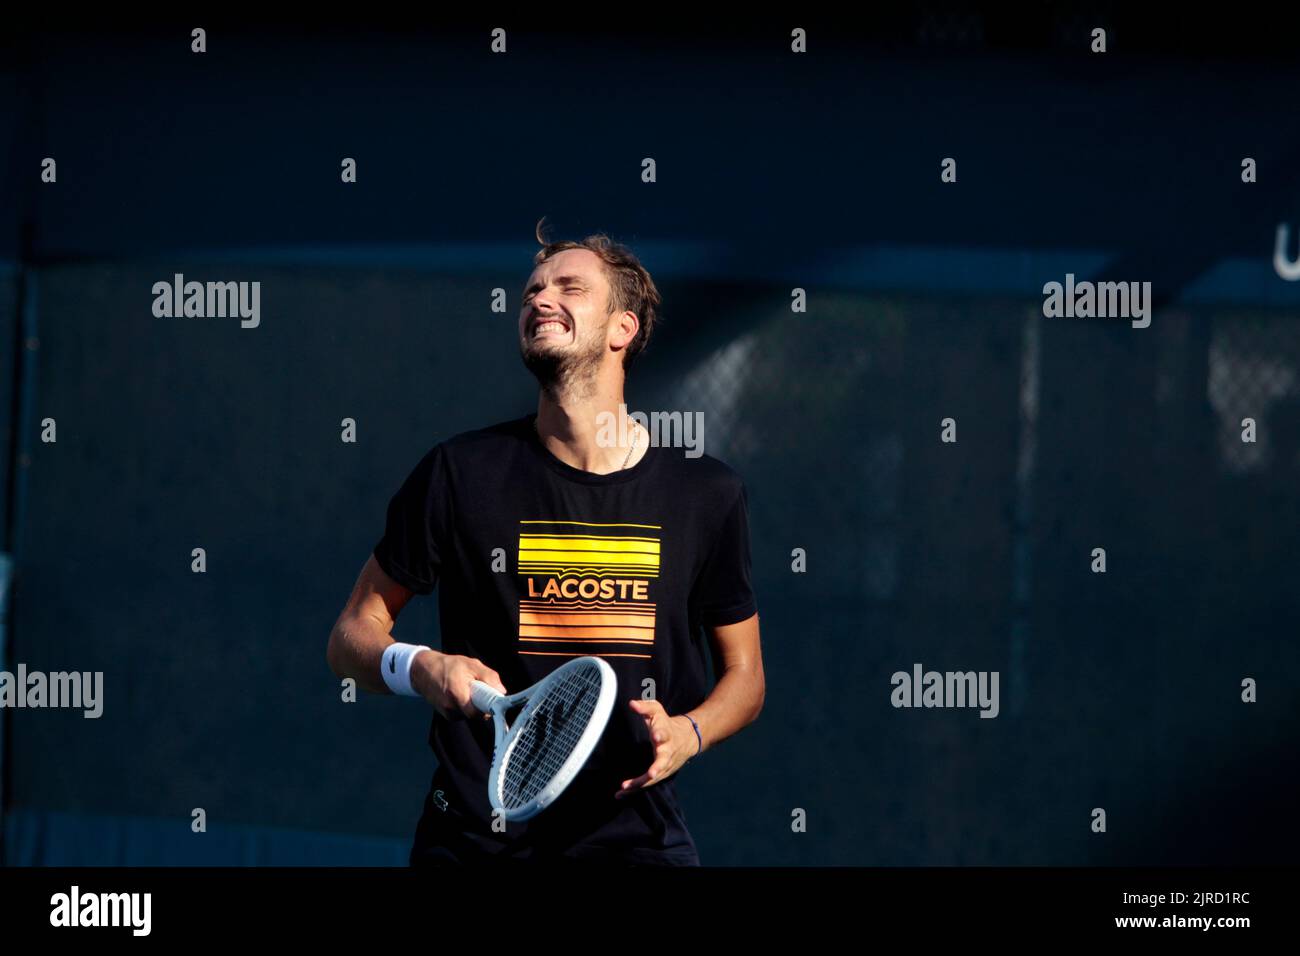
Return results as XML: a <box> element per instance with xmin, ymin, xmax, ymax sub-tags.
<box><xmin>2</xmin><ymin>10</ymin><xmax>1298</xmax><ymax>865</ymax></box>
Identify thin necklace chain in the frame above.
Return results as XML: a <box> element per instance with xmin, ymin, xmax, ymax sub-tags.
<box><xmin>534</xmin><ymin>415</ymin><xmax>641</xmax><ymax>470</ymax></box>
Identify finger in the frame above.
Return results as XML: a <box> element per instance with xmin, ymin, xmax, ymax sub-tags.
<box><xmin>456</xmin><ymin>665</ymin><xmax>504</xmax><ymax>716</ymax></box>
<box><xmin>615</xmin><ymin>772</ymin><xmax>653</xmax><ymax>797</ymax></box>
<box><xmin>648</xmin><ymin>713</ymin><xmax>673</xmax><ymax>745</ymax></box>
<box><xmin>639</xmin><ymin>704</ymin><xmax>674</xmax><ymax>745</ymax></box>
<box><xmin>461</xmin><ymin>683</ymin><xmax>495</xmax><ymax>719</ymax></box>
<box><xmin>628</xmin><ymin>700</ymin><xmax>663</xmax><ymax>732</ymax></box>
<box><xmin>626</xmin><ymin>755</ymin><xmax>671</xmax><ymax>790</ymax></box>
<box><xmin>471</xmin><ymin>662</ymin><xmax>507</xmax><ymax>695</ymax></box>
<box><xmin>457</xmin><ymin>685</ymin><xmax>490</xmax><ymax>720</ymax></box>
<box><xmin>615</xmin><ymin>759</ymin><xmax>670</xmax><ymax>798</ymax></box>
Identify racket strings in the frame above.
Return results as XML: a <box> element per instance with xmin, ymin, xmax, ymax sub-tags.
<box><xmin>500</xmin><ymin>664</ymin><xmax>603</xmax><ymax>809</ymax></box>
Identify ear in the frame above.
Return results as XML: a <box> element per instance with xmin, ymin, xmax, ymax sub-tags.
<box><xmin>613</xmin><ymin>310</ymin><xmax>639</xmax><ymax>349</ymax></box>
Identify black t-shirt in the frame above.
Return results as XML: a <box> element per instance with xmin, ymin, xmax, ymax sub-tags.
<box><xmin>372</xmin><ymin>412</ymin><xmax>757</xmax><ymax>865</ymax></box>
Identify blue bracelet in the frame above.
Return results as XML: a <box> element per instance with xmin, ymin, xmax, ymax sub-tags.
<box><xmin>685</xmin><ymin>715</ymin><xmax>702</xmax><ymax>759</ymax></box>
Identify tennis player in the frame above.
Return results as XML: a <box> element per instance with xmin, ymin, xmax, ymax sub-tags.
<box><xmin>326</xmin><ymin>223</ymin><xmax>765</xmax><ymax>865</ymax></box>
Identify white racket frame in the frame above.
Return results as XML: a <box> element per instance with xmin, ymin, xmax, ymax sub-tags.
<box><xmin>469</xmin><ymin>655</ymin><xmax>617</xmax><ymax>822</ymax></box>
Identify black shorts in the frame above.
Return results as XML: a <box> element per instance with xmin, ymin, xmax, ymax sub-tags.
<box><xmin>407</xmin><ymin>779</ymin><xmax>700</xmax><ymax>867</ymax></box>
<box><xmin>408</xmin><ymin>791</ymin><xmax>572</xmax><ymax>868</ymax></box>
<box><xmin>409</xmin><ymin>806</ymin><xmax>517</xmax><ymax>868</ymax></box>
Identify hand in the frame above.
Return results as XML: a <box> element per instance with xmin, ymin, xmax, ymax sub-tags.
<box><xmin>615</xmin><ymin>699</ymin><xmax>699</xmax><ymax>799</ymax></box>
<box><xmin>411</xmin><ymin>650</ymin><xmax>506</xmax><ymax>721</ymax></box>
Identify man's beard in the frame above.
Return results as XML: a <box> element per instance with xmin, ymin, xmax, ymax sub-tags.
<box><xmin>520</xmin><ymin>327</ymin><xmax>605</xmax><ymax>398</ymax></box>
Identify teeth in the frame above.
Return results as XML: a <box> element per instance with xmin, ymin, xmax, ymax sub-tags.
<box><xmin>534</xmin><ymin>321</ymin><xmax>566</xmax><ymax>334</ymax></box>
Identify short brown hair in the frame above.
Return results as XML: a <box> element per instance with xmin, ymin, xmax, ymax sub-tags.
<box><xmin>533</xmin><ymin>218</ymin><xmax>661</xmax><ymax>371</ymax></box>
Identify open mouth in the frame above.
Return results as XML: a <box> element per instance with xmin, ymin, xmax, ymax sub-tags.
<box><xmin>530</xmin><ymin>315</ymin><xmax>571</xmax><ymax>338</ymax></box>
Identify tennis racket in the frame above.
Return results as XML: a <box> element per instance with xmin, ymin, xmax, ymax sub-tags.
<box><xmin>469</xmin><ymin>655</ymin><xmax>617</xmax><ymax>822</ymax></box>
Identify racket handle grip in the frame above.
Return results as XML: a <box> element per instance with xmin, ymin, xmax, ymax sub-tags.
<box><xmin>469</xmin><ymin>680</ymin><xmax>500</xmax><ymax>714</ymax></box>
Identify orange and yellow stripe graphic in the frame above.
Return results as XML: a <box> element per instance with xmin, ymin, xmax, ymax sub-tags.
<box><xmin>517</xmin><ymin>520</ymin><xmax>660</xmax><ymax>579</ymax></box>
<box><xmin>517</xmin><ymin>521</ymin><xmax>660</xmax><ymax>660</ymax></box>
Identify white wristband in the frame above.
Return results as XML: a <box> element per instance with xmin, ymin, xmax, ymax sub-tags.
<box><xmin>381</xmin><ymin>642</ymin><xmax>431</xmax><ymax>697</ymax></box>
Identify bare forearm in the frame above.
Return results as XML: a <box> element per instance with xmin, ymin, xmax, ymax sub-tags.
<box><xmin>681</xmin><ymin>662</ymin><xmax>765</xmax><ymax>755</ymax></box>
<box><xmin>327</xmin><ymin>614</ymin><xmax>432</xmax><ymax>695</ymax></box>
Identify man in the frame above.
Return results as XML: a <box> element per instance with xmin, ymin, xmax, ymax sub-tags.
<box><xmin>326</xmin><ymin>223</ymin><xmax>765</xmax><ymax>865</ymax></box>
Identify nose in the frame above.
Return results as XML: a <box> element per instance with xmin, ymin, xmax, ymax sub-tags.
<box><xmin>530</xmin><ymin>288</ymin><xmax>560</xmax><ymax>317</ymax></box>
